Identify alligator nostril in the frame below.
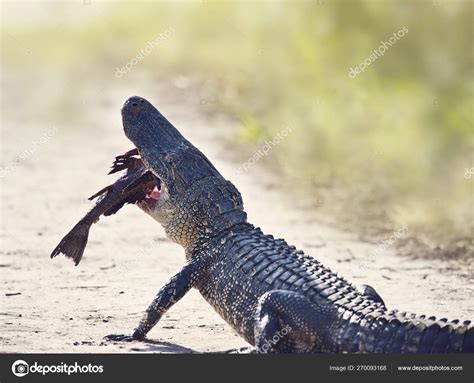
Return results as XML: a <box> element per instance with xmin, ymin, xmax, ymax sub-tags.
<box><xmin>140</xmin><ymin>99</ymin><xmax>144</xmax><ymax>104</ymax></box>
<box><xmin>132</xmin><ymin>102</ymin><xmax>138</xmax><ymax>107</ymax></box>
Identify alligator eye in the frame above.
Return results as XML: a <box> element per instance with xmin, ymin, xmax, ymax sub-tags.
<box><xmin>140</xmin><ymin>99</ymin><xmax>145</xmax><ymax>104</ymax></box>
<box><xmin>132</xmin><ymin>102</ymin><xmax>138</xmax><ymax>107</ymax></box>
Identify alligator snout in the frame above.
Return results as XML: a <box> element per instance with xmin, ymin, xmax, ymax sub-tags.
<box><xmin>122</xmin><ymin>96</ymin><xmax>148</xmax><ymax>115</ymax></box>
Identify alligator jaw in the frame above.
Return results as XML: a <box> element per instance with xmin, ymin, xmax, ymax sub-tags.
<box><xmin>121</xmin><ymin>96</ymin><xmax>185</xmax><ymax>186</ymax></box>
<box><xmin>138</xmin><ymin>182</ymin><xmax>169</xmax><ymax>213</ymax></box>
<box><xmin>121</xmin><ymin>96</ymin><xmax>224</xmax><ymax>196</ymax></box>
<box><xmin>107</xmin><ymin>146</ymin><xmax>164</xmax><ymax>204</ymax></box>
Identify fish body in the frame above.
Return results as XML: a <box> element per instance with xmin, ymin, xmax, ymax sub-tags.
<box><xmin>50</xmin><ymin>149</ymin><xmax>159</xmax><ymax>265</ymax></box>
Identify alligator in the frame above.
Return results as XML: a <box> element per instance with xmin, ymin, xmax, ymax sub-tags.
<box><xmin>98</xmin><ymin>96</ymin><xmax>473</xmax><ymax>353</ymax></box>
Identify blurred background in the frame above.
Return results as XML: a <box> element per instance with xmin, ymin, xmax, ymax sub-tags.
<box><xmin>1</xmin><ymin>0</ymin><xmax>473</xmax><ymax>248</ymax></box>
<box><xmin>1</xmin><ymin>0</ymin><xmax>473</xmax><ymax>354</ymax></box>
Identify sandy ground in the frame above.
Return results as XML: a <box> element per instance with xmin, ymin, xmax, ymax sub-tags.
<box><xmin>1</xmin><ymin>84</ymin><xmax>473</xmax><ymax>353</ymax></box>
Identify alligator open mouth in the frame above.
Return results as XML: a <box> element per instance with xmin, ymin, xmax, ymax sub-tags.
<box><xmin>146</xmin><ymin>184</ymin><xmax>161</xmax><ymax>200</ymax></box>
<box><xmin>138</xmin><ymin>178</ymin><xmax>168</xmax><ymax>214</ymax></box>
<box><xmin>108</xmin><ymin>147</ymin><xmax>166</xmax><ymax>213</ymax></box>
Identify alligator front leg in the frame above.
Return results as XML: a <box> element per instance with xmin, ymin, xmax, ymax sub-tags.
<box><xmin>105</xmin><ymin>257</ymin><xmax>206</xmax><ymax>342</ymax></box>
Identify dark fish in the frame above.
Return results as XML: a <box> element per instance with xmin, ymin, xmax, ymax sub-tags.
<box><xmin>50</xmin><ymin>149</ymin><xmax>160</xmax><ymax>266</ymax></box>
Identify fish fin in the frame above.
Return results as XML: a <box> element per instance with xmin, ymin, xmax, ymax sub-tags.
<box><xmin>121</xmin><ymin>171</ymin><xmax>153</xmax><ymax>193</ymax></box>
<box><xmin>121</xmin><ymin>148</ymin><xmax>139</xmax><ymax>157</ymax></box>
<box><xmin>88</xmin><ymin>185</ymin><xmax>112</xmax><ymax>201</ymax></box>
<box><xmin>108</xmin><ymin>149</ymin><xmax>140</xmax><ymax>175</ymax></box>
<box><xmin>103</xmin><ymin>192</ymin><xmax>146</xmax><ymax>216</ymax></box>
<box><xmin>103</xmin><ymin>202</ymin><xmax>128</xmax><ymax>216</ymax></box>
<box><xmin>50</xmin><ymin>223</ymin><xmax>90</xmax><ymax>266</ymax></box>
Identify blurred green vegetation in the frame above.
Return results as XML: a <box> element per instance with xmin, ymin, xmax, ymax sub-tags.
<box><xmin>2</xmin><ymin>0</ymin><xmax>473</xmax><ymax>242</ymax></box>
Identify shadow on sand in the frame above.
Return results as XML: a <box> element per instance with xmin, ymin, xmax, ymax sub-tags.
<box><xmin>127</xmin><ymin>338</ymin><xmax>197</xmax><ymax>353</ymax></box>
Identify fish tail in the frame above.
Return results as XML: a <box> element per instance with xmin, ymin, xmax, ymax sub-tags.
<box><xmin>50</xmin><ymin>223</ymin><xmax>90</xmax><ymax>266</ymax></box>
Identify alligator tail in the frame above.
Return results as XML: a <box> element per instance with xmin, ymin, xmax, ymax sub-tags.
<box><xmin>50</xmin><ymin>222</ymin><xmax>90</xmax><ymax>266</ymax></box>
<box><xmin>406</xmin><ymin>317</ymin><xmax>474</xmax><ymax>353</ymax></box>
<box><xmin>358</xmin><ymin>314</ymin><xmax>474</xmax><ymax>353</ymax></box>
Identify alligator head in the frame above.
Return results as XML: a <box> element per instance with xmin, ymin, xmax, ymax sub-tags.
<box><xmin>121</xmin><ymin>96</ymin><xmax>247</xmax><ymax>253</ymax></box>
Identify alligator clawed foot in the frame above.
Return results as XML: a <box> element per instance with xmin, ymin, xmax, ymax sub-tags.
<box><xmin>222</xmin><ymin>346</ymin><xmax>256</xmax><ymax>354</ymax></box>
<box><xmin>103</xmin><ymin>334</ymin><xmax>139</xmax><ymax>342</ymax></box>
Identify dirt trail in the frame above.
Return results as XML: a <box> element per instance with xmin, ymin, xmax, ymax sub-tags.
<box><xmin>1</xmin><ymin>85</ymin><xmax>472</xmax><ymax>353</ymax></box>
